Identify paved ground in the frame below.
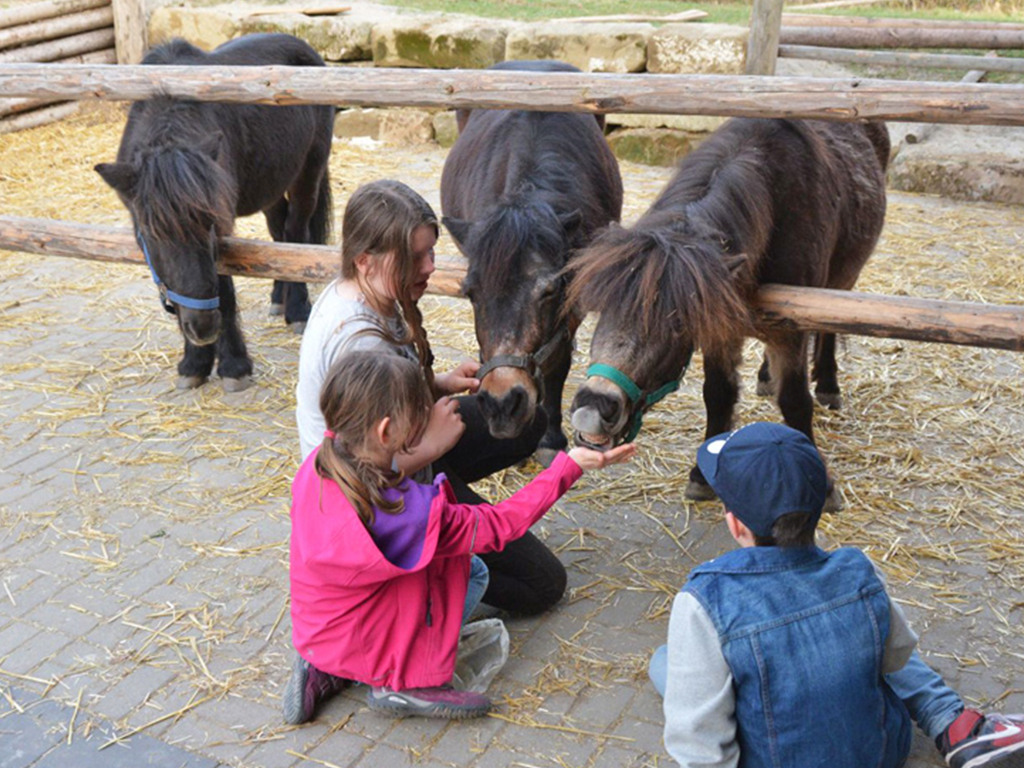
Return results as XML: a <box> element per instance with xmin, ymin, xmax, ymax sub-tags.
<box><xmin>2</xmin><ymin>114</ymin><xmax>1023</xmax><ymax>768</ymax></box>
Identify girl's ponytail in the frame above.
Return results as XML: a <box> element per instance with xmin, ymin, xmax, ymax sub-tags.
<box><xmin>316</xmin><ymin>352</ymin><xmax>433</xmax><ymax>527</ymax></box>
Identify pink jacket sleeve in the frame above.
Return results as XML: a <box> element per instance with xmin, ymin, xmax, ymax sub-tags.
<box><xmin>433</xmin><ymin>451</ymin><xmax>583</xmax><ymax>557</ymax></box>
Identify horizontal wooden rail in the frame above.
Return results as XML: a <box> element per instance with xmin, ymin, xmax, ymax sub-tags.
<box><xmin>779</xmin><ymin>46</ymin><xmax>1024</xmax><ymax>75</ymax></box>
<box><xmin>782</xmin><ymin>14</ymin><xmax>1024</xmax><ymax>31</ymax></box>
<box><xmin>0</xmin><ymin>0</ymin><xmax>109</xmax><ymax>32</ymax></box>
<box><xmin>2</xmin><ymin>216</ymin><xmax>1021</xmax><ymax>351</ymax></box>
<box><xmin>2</xmin><ymin>64</ymin><xmax>1024</xmax><ymax>124</ymax></box>
<box><xmin>779</xmin><ymin>25</ymin><xmax>1024</xmax><ymax>49</ymax></box>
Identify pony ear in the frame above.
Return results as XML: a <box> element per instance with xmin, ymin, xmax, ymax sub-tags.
<box><xmin>442</xmin><ymin>216</ymin><xmax>472</xmax><ymax>249</ymax></box>
<box><xmin>198</xmin><ymin>131</ymin><xmax>225</xmax><ymax>162</ymax></box>
<box><xmin>723</xmin><ymin>252</ymin><xmax>752</xmax><ymax>280</ymax></box>
<box><xmin>559</xmin><ymin>209</ymin><xmax>583</xmax><ymax>233</ymax></box>
<box><xmin>95</xmin><ymin>162</ymin><xmax>138</xmax><ymax>196</ymax></box>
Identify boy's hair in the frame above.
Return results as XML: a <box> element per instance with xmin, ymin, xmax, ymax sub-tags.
<box><xmin>340</xmin><ymin>180</ymin><xmax>440</xmax><ymax>389</ymax></box>
<box><xmin>752</xmin><ymin>511</ymin><xmax>817</xmax><ymax>548</ymax></box>
<box><xmin>316</xmin><ymin>351</ymin><xmax>433</xmax><ymax>527</ymax></box>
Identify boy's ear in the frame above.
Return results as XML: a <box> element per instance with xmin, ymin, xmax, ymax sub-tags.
<box><xmin>725</xmin><ymin>510</ymin><xmax>752</xmax><ymax>545</ymax></box>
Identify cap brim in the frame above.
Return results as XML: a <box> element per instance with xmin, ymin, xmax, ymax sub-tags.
<box><xmin>696</xmin><ymin>432</ymin><xmax>732</xmax><ymax>498</ymax></box>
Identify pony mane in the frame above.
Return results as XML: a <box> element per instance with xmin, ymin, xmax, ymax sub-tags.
<box><xmin>130</xmin><ymin>105</ymin><xmax>237</xmax><ymax>245</ymax></box>
<box><xmin>465</xmin><ymin>186</ymin><xmax>573</xmax><ymax>296</ymax></box>
<box><xmin>566</xmin><ymin>212</ymin><xmax>754</xmax><ymax>352</ymax></box>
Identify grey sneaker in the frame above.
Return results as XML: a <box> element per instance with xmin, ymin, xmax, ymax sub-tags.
<box><xmin>366</xmin><ymin>684</ymin><xmax>491</xmax><ymax>719</ymax></box>
<box><xmin>282</xmin><ymin>654</ymin><xmax>350</xmax><ymax>725</ymax></box>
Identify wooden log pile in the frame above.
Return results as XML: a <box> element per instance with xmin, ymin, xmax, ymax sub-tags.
<box><xmin>0</xmin><ymin>0</ymin><xmax>118</xmax><ymax>133</ymax></box>
<box><xmin>777</xmin><ymin>13</ymin><xmax>1024</xmax><ymax>75</ymax></box>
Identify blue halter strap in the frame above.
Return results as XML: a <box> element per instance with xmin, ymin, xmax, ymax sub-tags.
<box><xmin>585</xmin><ymin>362</ymin><xmax>682</xmax><ymax>443</ymax></box>
<box><xmin>137</xmin><ymin>231</ymin><xmax>221</xmax><ymax>312</ymax></box>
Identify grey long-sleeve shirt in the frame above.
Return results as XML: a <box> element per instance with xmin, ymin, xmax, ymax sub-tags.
<box><xmin>662</xmin><ymin>562</ymin><xmax>919</xmax><ymax>768</ymax></box>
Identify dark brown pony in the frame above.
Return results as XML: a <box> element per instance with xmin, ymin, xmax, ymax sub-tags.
<box><xmin>566</xmin><ymin>118</ymin><xmax>889</xmax><ymax>504</ymax></box>
<box><xmin>96</xmin><ymin>34</ymin><xmax>333</xmax><ymax>391</ymax></box>
<box><xmin>441</xmin><ymin>60</ymin><xmax>623</xmax><ymax>462</ymax></box>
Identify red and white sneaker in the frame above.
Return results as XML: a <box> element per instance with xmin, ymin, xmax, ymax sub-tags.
<box><xmin>937</xmin><ymin>709</ymin><xmax>1024</xmax><ymax>768</ymax></box>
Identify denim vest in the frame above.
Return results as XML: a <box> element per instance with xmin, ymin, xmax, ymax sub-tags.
<box><xmin>685</xmin><ymin>546</ymin><xmax>911</xmax><ymax>768</ymax></box>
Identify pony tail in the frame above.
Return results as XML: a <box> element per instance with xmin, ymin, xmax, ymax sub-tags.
<box><xmin>315</xmin><ymin>435</ymin><xmax>405</xmax><ymax>527</ymax></box>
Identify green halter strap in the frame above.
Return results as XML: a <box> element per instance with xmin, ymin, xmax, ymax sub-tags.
<box><xmin>585</xmin><ymin>363</ymin><xmax>681</xmax><ymax>442</ymax></box>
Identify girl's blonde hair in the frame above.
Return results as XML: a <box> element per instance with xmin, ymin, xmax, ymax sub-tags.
<box><xmin>341</xmin><ymin>179</ymin><xmax>439</xmax><ymax>390</ymax></box>
<box><xmin>316</xmin><ymin>351</ymin><xmax>433</xmax><ymax>526</ymax></box>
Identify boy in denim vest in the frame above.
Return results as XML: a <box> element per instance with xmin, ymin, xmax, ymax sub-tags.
<box><xmin>650</xmin><ymin>422</ymin><xmax>1024</xmax><ymax>768</ymax></box>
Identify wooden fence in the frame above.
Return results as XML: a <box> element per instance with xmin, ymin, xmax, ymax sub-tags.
<box><xmin>0</xmin><ymin>0</ymin><xmax>145</xmax><ymax>132</ymax></box>
<box><xmin>0</xmin><ymin>24</ymin><xmax>1022</xmax><ymax>352</ymax></box>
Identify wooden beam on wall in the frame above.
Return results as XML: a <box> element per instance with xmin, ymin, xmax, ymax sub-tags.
<box><xmin>778</xmin><ymin>46</ymin><xmax>1024</xmax><ymax>75</ymax></box>
<box><xmin>110</xmin><ymin>0</ymin><xmax>145</xmax><ymax>64</ymax></box>
<box><xmin>2</xmin><ymin>64</ymin><xmax>1024</xmax><ymax>125</ymax></box>
<box><xmin>0</xmin><ymin>0</ymin><xmax>109</xmax><ymax>32</ymax></box>
<box><xmin>2</xmin><ymin>216</ymin><xmax>1021</xmax><ymax>351</ymax></box>
<box><xmin>779</xmin><ymin>25</ymin><xmax>1024</xmax><ymax>49</ymax></box>
<box><xmin>746</xmin><ymin>0</ymin><xmax>784</xmax><ymax>76</ymax></box>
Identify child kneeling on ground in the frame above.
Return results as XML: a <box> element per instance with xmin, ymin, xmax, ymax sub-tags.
<box><xmin>650</xmin><ymin>422</ymin><xmax>1024</xmax><ymax>768</ymax></box>
<box><xmin>285</xmin><ymin>351</ymin><xmax>635</xmax><ymax>722</ymax></box>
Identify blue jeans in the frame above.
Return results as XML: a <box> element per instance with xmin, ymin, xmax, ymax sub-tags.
<box><xmin>463</xmin><ymin>555</ymin><xmax>489</xmax><ymax>624</ymax></box>
<box><xmin>648</xmin><ymin>646</ymin><xmax>962</xmax><ymax>739</ymax></box>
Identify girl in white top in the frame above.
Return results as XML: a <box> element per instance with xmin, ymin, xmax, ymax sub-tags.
<box><xmin>296</xmin><ymin>180</ymin><xmax>568</xmax><ymax>617</ymax></box>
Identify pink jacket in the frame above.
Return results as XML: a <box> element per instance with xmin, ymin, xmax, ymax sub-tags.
<box><xmin>289</xmin><ymin>451</ymin><xmax>582</xmax><ymax>690</ymax></box>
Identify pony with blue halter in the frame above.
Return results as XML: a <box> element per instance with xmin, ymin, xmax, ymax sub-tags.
<box><xmin>96</xmin><ymin>33</ymin><xmax>333</xmax><ymax>392</ymax></box>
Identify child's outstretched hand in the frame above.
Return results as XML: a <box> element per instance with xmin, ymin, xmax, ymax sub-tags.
<box><xmin>568</xmin><ymin>443</ymin><xmax>636</xmax><ymax>471</ymax></box>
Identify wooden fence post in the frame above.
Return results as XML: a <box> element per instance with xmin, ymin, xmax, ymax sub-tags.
<box><xmin>110</xmin><ymin>0</ymin><xmax>145</xmax><ymax>64</ymax></box>
<box><xmin>746</xmin><ymin>0</ymin><xmax>784</xmax><ymax>76</ymax></box>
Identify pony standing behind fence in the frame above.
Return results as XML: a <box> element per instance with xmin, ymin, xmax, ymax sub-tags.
<box><xmin>440</xmin><ymin>60</ymin><xmax>623</xmax><ymax>464</ymax></box>
<box><xmin>95</xmin><ymin>33</ymin><xmax>333</xmax><ymax>392</ymax></box>
<box><xmin>566</xmin><ymin>117</ymin><xmax>890</xmax><ymax>509</ymax></box>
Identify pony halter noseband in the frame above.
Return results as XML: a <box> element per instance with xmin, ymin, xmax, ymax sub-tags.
<box><xmin>585</xmin><ymin>362</ymin><xmax>683</xmax><ymax>443</ymax></box>
<box><xmin>476</xmin><ymin>323</ymin><xmax>573</xmax><ymax>389</ymax></box>
<box><xmin>137</xmin><ymin>231</ymin><xmax>221</xmax><ymax>313</ymax></box>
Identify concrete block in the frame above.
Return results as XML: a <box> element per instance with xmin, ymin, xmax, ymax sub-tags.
<box><xmin>648</xmin><ymin>23</ymin><xmax>748</xmax><ymax>75</ymax></box>
<box><xmin>239</xmin><ymin>14</ymin><xmax>374</xmax><ymax>62</ymax></box>
<box><xmin>379</xmin><ymin>108</ymin><xmax>435</xmax><ymax>145</ymax></box>
<box><xmin>432</xmin><ymin>110</ymin><xmax>459</xmax><ymax>148</ymax></box>
<box><xmin>333</xmin><ymin>108</ymin><xmax>383</xmax><ymax>140</ymax></box>
<box><xmin>147</xmin><ymin>7</ymin><xmax>238</xmax><ymax>51</ymax></box>
<box><xmin>505</xmin><ymin>22</ymin><xmax>651</xmax><ymax>73</ymax></box>
<box><xmin>606</xmin><ymin>127</ymin><xmax>697</xmax><ymax>167</ymax></box>
<box><xmin>373</xmin><ymin>17</ymin><xmax>511</xmax><ymax>69</ymax></box>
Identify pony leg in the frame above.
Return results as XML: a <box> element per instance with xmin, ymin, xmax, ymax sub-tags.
<box><xmin>534</xmin><ymin>339</ymin><xmax>573</xmax><ymax>466</ymax></box>
<box><xmin>177</xmin><ymin>337</ymin><xmax>215</xmax><ymax>389</ymax></box>
<box><xmin>755</xmin><ymin>350</ymin><xmax>775</xmax><ymax>398</ymax></box>
<box><xmin>213</xmin><ymin>274</ymin><xmax>253</xmax><ymax>391</ymax></box>
<box><xmin>265</xmin><ymin>199</ymin><xmax>288</xmax><ymax>318</ymax></box>
<box><xmin>686</xmin><ymin>340</ymin><xmax>743</xmax><ymax>500</ymax></box>
<box><xmin>771</xmin><ymin>333</ymin><xmax>842</xmax><ymax>511</ymax></box>
<box><xmin>811</xmin><ymin>332</ymin><xmax>842</xmax><ymax>410</ymax></box>
<box><xmin>277</xmin><ymin>157</ymin><xmax>331</xmax><ymax>332</ymax></box>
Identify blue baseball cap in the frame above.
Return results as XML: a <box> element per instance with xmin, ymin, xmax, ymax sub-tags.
<box><xmin>696</xmin><ymin>422</ymin><xmax>828</xmax><ymax>538</ymax></box>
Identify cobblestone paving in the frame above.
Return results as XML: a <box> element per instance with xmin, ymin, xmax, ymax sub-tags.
<box><xmin>2</xmin><ymin>120</ymin><xmax>1023</xmax><ymax>768</ymax></box>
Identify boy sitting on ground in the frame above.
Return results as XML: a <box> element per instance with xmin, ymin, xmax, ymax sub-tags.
<box><xmin>649</xmin><ymin>422</ymin><xmax>1024</xmax><ymax>768</ymax></box>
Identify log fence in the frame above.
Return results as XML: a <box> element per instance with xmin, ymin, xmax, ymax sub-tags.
<box><xmin>0</xmin><ymin>3</ymin><xmax>1021</xmax><ymax>353</ymax></box>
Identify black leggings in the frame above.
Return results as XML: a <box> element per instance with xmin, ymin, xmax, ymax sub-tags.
<box><xmin>433</xmin><ymin>394</ymin><xmax>568</xmax><ymax>617</ymax></box>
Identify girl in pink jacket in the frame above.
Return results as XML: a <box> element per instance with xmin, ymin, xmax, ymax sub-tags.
<box><xmin>285</xmin><ymin>351</ymin><xmax>634</xmax><ymax>722</ymax></box>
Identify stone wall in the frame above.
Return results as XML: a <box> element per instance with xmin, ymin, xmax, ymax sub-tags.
<box><xmin>147</xmin><ymin>2</ymin><xmax>748</xmax><ymax>166</ymax></box>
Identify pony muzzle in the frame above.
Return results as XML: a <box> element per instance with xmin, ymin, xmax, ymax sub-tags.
<box><xmin>477</xmin><ymin>383</ymin><xmax>536</xmax><ymax>440</ymax></box>
<box><xmin>178</xmin><ymin>307</ymin><xmax>222</xmax><ymax>346</ymax></box>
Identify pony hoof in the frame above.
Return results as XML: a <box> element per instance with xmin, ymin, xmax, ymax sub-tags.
<box><xmin>289</xmin><ymin>321</ymin><xmax>307</xmax><ymax>335</ymax></box>
<box><xmin>222</xmin><ymin>375</ymin><xmax>253</xmax><ymax>393</ymax></box>
<box><xmin>815</xmin><ymin>391</ymin><xmax>843</xmax><ymax>411</ymax></box>
<box><xmin>269</xmin><ymin>302</ymin><xmax>285</xmax><ymax>317</ymax></box>
<box><xmin>176</xmin><ymin>375</ymin><xmax>207</xmax><ymax>390</ymax></box>
<box><xmin>685</xmin><ymin>480</ymin><xmax>718</xmax><ymax>501</ymax></box>
<box><xmin>823</xmin><ymin>484</ymin><xmax>844</xmax><ymax>513</ymax></box>
<box><xmin>755</xmin><ymin>379</ymin><xmax>775</xmax><ymax>398</ymax></box>
<box><xmin>533</xmin><ymin>447</ymin><xmax>559</xmax><ymax>468</ymax></box>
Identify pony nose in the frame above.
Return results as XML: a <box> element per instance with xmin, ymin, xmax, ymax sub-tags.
<box><xmin>479</xmin><ymin>386</ymin><xmax>531</xmax><ymax>439</ymax></box>
<box><xmin>179</xmin><ymin>309</ymin><xmax>221</xmax><ymax>346</ymax></box>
